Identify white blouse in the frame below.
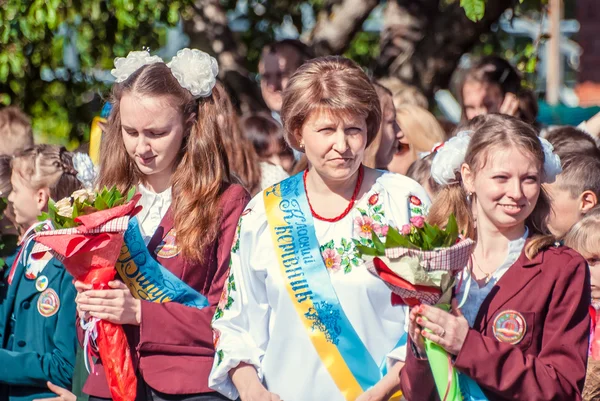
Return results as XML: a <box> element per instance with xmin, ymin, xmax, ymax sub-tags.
<box><xmin>209</xmin><ymin>172</ymin><xmax>431</xmax><ymax>401</ymax></box>
<box><xmin>136</xmin><ymin>184</ymin><xmax>172</xmax><ymax>244</ymax></box>
<box><xmin>456</xmin><ymin>229</ymin><xmax>528</xmax><ymax>327</ymax></box>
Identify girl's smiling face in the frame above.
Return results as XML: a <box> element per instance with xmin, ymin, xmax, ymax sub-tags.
<box><xmin>462</xmin><ymin>145</ymin><xmax>541</xmax><ymax>235</ymax></box>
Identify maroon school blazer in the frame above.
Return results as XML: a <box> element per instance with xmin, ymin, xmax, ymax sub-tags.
<box><xmin>400</xmin><ymin>244</ymin><xmax>591</xmax><ymax>401</ymax></box>
<box><xmin>81</xmin><ymin>183</ymin><xmax>249</xmax><ymax>398</ymax></box>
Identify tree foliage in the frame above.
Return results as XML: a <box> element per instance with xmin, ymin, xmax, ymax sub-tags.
<box><xmin>1</xmin><ymin>0</ymin><xmax>549</xmax><ymax>146</ymax></box>
<box><xmin>0</xmin><ymin>0</ymin><xmax>186</xmax><ymax>147</ymax></box>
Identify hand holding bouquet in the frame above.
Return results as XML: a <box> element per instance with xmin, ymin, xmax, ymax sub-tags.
<box><xmin>32</xmin><ymin>187</ymin><xmax>141</xmax><ymax>401</ymax></box>
<box><xmin>357</xmin><ymin>215</ymin><xmax>475</xmax><ymax>401</ymax></box>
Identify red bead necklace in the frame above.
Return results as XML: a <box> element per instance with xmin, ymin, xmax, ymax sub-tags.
<box><xmin>303</xmin><ymin>165</ymin><xmax>364</xmax><ymax>223</ymax></box>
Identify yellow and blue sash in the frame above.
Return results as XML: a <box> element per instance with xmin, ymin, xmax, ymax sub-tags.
<box><xmin>115</xmin><ymin>218</ymin><xmax>208</xmax><ymax>309</ymax></box>
<box><xmin>263</xmin><ymin>173</ymin><xmax>387</xmax><ymax>400</ymax></box>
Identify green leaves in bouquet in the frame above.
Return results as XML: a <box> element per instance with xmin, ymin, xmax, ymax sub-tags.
<box><xmin>442</xmin><ymin>214</ymin><xmax>459</xmax><ymax>248</ymax></box>
<box><xmin>94</xmin><ymin>186</ymin><xmax>133</xmax><ymax>210</ymax></box>
<box><xmin>95</xmin><ymin>186</ymin><xmax>119</xmax><ymax>210</ymax></box>
<box><xmin>356</xmin><ymin>213</ymin><xmax>461</xmax><ymax>256</ymax></box>
<box><xmin>126</xmin><ymin>187</ymin><xmax>136</xmax><ymax>202</ymax></box>
<box><xmin>385</xmin><ymin>226</ymin><xmax>419</xmax><ymax>250</ymax></box>
<box><xmin>39</xmin><ymin>186</ymin><xmax>134</xmax><ymax>229</ymax></box>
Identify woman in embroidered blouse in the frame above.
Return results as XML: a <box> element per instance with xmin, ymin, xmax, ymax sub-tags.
<box><xmin>73</xmin><ymin>50</ymin><xmax>249</xmax><ymax>401</ymax></box>
<box><xmin>208</xmin><ymin>56</ymin><xmax>430</xmax><ymax>401</ymax></box>
<box><xmin>400</xmin><ymin>115</ymin><xmax>590</xmax><ymax>400</ymax></box>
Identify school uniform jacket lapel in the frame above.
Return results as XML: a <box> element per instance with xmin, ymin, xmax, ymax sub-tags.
<box><xmin>146</xmin><ymin>206</ymin><xmax>174</xmax><ymax>255</ymax></box>
<box><xmin>473</xmin><ymin>244</ymin><xmax>544</xmax><ymax>331</ymax></box>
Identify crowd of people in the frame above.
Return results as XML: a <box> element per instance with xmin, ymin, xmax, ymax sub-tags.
<box><xmin>0</xmin><ymin>39</ymin><xmax>600</xmax><ymax>401</ymax></box>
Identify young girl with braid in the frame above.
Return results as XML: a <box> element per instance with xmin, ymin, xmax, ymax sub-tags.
<box><xmin>0</xmin><ymin>145</ymin><xmax>82</xmax><ymax>401</ymax></box>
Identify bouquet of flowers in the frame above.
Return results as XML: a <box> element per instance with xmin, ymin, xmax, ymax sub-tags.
<box><xmin>31</xmin><ymin>186</ymin><xmax>210</xmax><ymax>401</ymax></box>
<box><xmin>357</xmin><ymin>215</ymin><xmax>475</xmax><ymax>401</ymax></box>
<box><xmin>32</xmin><ymin>187</ymin><xmax>141</xmax><ymax>401</ymax></box>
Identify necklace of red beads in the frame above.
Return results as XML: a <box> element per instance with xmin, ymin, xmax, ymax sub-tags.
<box><xmin>303</xmin><ymin>165</ymin><xmax>364</xmax><ymax>223</ymax></box>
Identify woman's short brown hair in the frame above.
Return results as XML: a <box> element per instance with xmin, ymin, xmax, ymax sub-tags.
<box><xmin>280</xmin><ymin>56</ymin><xmax>381</xmax><ymax>151</ymax></box>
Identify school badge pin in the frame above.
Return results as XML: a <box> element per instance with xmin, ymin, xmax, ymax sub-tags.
<box><xmin>493</xmin><ymin>310</ymin><xmax>527</xmax><ymax>345</ymax></box>
<box><xmin>155</xmin><ymin>229</ymin><xmax>180</xmax><ymax>258</ymax></box>
<box><xmin>35</xmin><ymin>275</ymin><xmax>49</xmax><ymax>292</ymax></box>
<box><xmin>37</xmin><ymin>289</ymin><xmax>60</xmax><ymax>318</ymax></box>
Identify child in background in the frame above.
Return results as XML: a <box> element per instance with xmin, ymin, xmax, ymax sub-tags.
<box><xmin>545</xmin><ymin>126</ymin><xmax>600</xmax><ymax>159</ymax></box>
<box><xmin>565</xmin><ymin>206</ymin><xmax>600</xmax><ymax>401</ymax></box>
<box><xmin>363</xmin><ymin>82</ymin><xmax>402</xmax><ymax>170</ymax></box>
<box><xmin>405</xmin><ymin>153</ymin><xmax>439</xmax><ymax>199</ymax></box>
<box><xmin>543</xmin><ymin>153</ymin><xmax>600</xmax><ymax>237</ymax></box>
<box><xmin>1</xmin><ymin>145</ymin><xmax>81</xmax><ymax>401</ymax></box>
<box><xmin>0</xmin><ymin>107</ymin><xmax>35</xmax><ymax>261</ymax></box>
<box><xmin>241</xmin><ymin>112</ymin><xmax>293</xmax><ymax>190</ymax></box>
<box><xmin>0</xmin><ymin>106</ymin><xmax>34</xmax><ymax>157</ymax></box>
<box><xmin>0</xmin><ymin>156</ymin><xmax>19</xmax><ymax>267</ymax></box>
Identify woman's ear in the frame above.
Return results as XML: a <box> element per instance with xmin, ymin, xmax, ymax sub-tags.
<box><xmin>460</xmin><ymin>163</ymin><xmax>475</xmax><ymax>194</ymax></box>
<box><xmin>36</xmin><ymin>187</ymin><xmax>51</xmax><ymax>213</ymax></box>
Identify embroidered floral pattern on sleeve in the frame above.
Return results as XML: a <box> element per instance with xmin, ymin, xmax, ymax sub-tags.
<box><xmin>408</xmin><ymin>195</ymin><xmax>426</xmax><ymax>218</ymax></box>
<box><xmin>213</xmin><ymin>329</ymin><xmax>224</xmax><ymax>365</ymax></box>
<box><xmin>213</xmin><ymin>272</ymin><xmax>237</xmax><ymax>322</ymax></box>
<box><xmin>319</xmin><ymin>192</ymin><xmax>388</xmax><ymax>274</ymax></box>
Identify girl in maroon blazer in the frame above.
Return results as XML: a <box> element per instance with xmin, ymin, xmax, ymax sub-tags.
<box><xmin>73</xmin><ymin>50</ymin><xmax>249</xmax><ymax>401</ymax></box>
<box><xmin>400</xmin><ymin>114</ymin><xmax>590</xmax><ymax>401</ymax></box>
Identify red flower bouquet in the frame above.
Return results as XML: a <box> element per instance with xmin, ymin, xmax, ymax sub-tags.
<box><xmin>31</xmin><ymin>187</ymin><xmax>141</xmax><ymax>401</ymax></box>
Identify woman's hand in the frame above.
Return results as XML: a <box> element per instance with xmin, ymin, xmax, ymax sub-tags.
<box><xmin>499</xmin><ymin>92</ymin><xmax>520</xmax><ymax>117</ymax></box>
<box><xmin>75</xmin><ymin>280</ymin><xmax>141</xmax><ymax>326</ymax></box>
<box><xmin>356</xmin><ymin>361</ymin><xmax>404</xmax><ymax>401</ymax></box>
<box><xmin>240</xmin><ymin>381</ymin><xmax>282</xmax><ymax>401</ymax></box>
<box><xmin>231</xmin><ymin>363</ymin><xmax>282</xmax><ymax>401</ymax></box>
<box><xmin>408</xmin><ymin>306</ymin><xmax>426</xmax><ymax>356</ymax></box>
<box><xmin>33</xmin><ymin>382</ymin><xmax>76</xmax><ymax>401</ymax></box>
<box><xmin>415</xmin><ymin>299</ymin><xmax>469</xmax><ymax>356</ymax></box>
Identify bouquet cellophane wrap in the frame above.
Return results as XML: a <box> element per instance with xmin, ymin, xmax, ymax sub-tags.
<box><xmin>31</xmin><ymin>195</ymin><xmax>142</xmax><ymax>401</ymax></box>
<box><xmin>363</xmin><ymin>239</ymin><xmax>475</xmax><ymax>306</ymax></box>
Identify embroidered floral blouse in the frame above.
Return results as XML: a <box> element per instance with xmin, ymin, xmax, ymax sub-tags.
<box><xmin>208</xmin><ymin>172</ymin><xmax>431</xmax><ymax>401</ymax></box>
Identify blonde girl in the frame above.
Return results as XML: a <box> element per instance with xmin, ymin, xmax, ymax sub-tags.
<box><xmin>565</xmin><ymin>206</ymin><xmax>600</xmax><ymax>401</ymax></box>
<box><xmin>401</xmin><ymin>115</ymin><xmax>590</xmax><ymax>400</ymax></box>
<box><xmin>2</xmin><ymin>145</ymin><xmax>81</xmax><ymax>401</ymax></box>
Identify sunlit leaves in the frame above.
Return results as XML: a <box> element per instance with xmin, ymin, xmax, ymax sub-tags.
<box><xmin>0</xmin><ymin>0</ymin><xmax>186</xmax><ymax>148</ymax></box>
<box><xmin>460</xmin><ymin>0</ymin><xmax>486</xmax><ymax>22</ymax></box>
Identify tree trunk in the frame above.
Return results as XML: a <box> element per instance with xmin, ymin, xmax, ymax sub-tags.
<box><xmin>183</xmin><ymin>0</ymin><xmax>267</xmax><ymax>113</ymax></box>
<box><xmin>308</xmin><ymin>0</ymin><xmax>379</xmax><ymax>56</ymax></box>
<box><xmin>375</xmin><ymin>0</ymin><xmax>514</xmax><ymax>100</ymax></box>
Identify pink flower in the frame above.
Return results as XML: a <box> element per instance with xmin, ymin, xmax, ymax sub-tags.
<box><xmin>410</xmin><ymin>216</ymin><xmax>425</xmax><ymax>228</ymax></box>
<box><xmin>322</xmin><ymin>248</ymin><xmax>342</xmax><ymax>271</ymax></box>
<box><xmin>401</xmin><ymin>224</ymin><xmax>412</xmax><ymax>235</ymax></box>
<box><xmin>354</xmin><ymin>215</ymin><xmax>379</xmax><ymax>239</ymax></box>
<box><xmin>378</xmin><ymin>225</ymin><xmax>389</xmax><ymax>237</ymax></box>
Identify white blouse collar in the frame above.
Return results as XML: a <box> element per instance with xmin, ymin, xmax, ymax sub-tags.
<box><xmin>138</xmin><ymin>183</ymin><xmax>172</xmax><ymax>206</ymax></box>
